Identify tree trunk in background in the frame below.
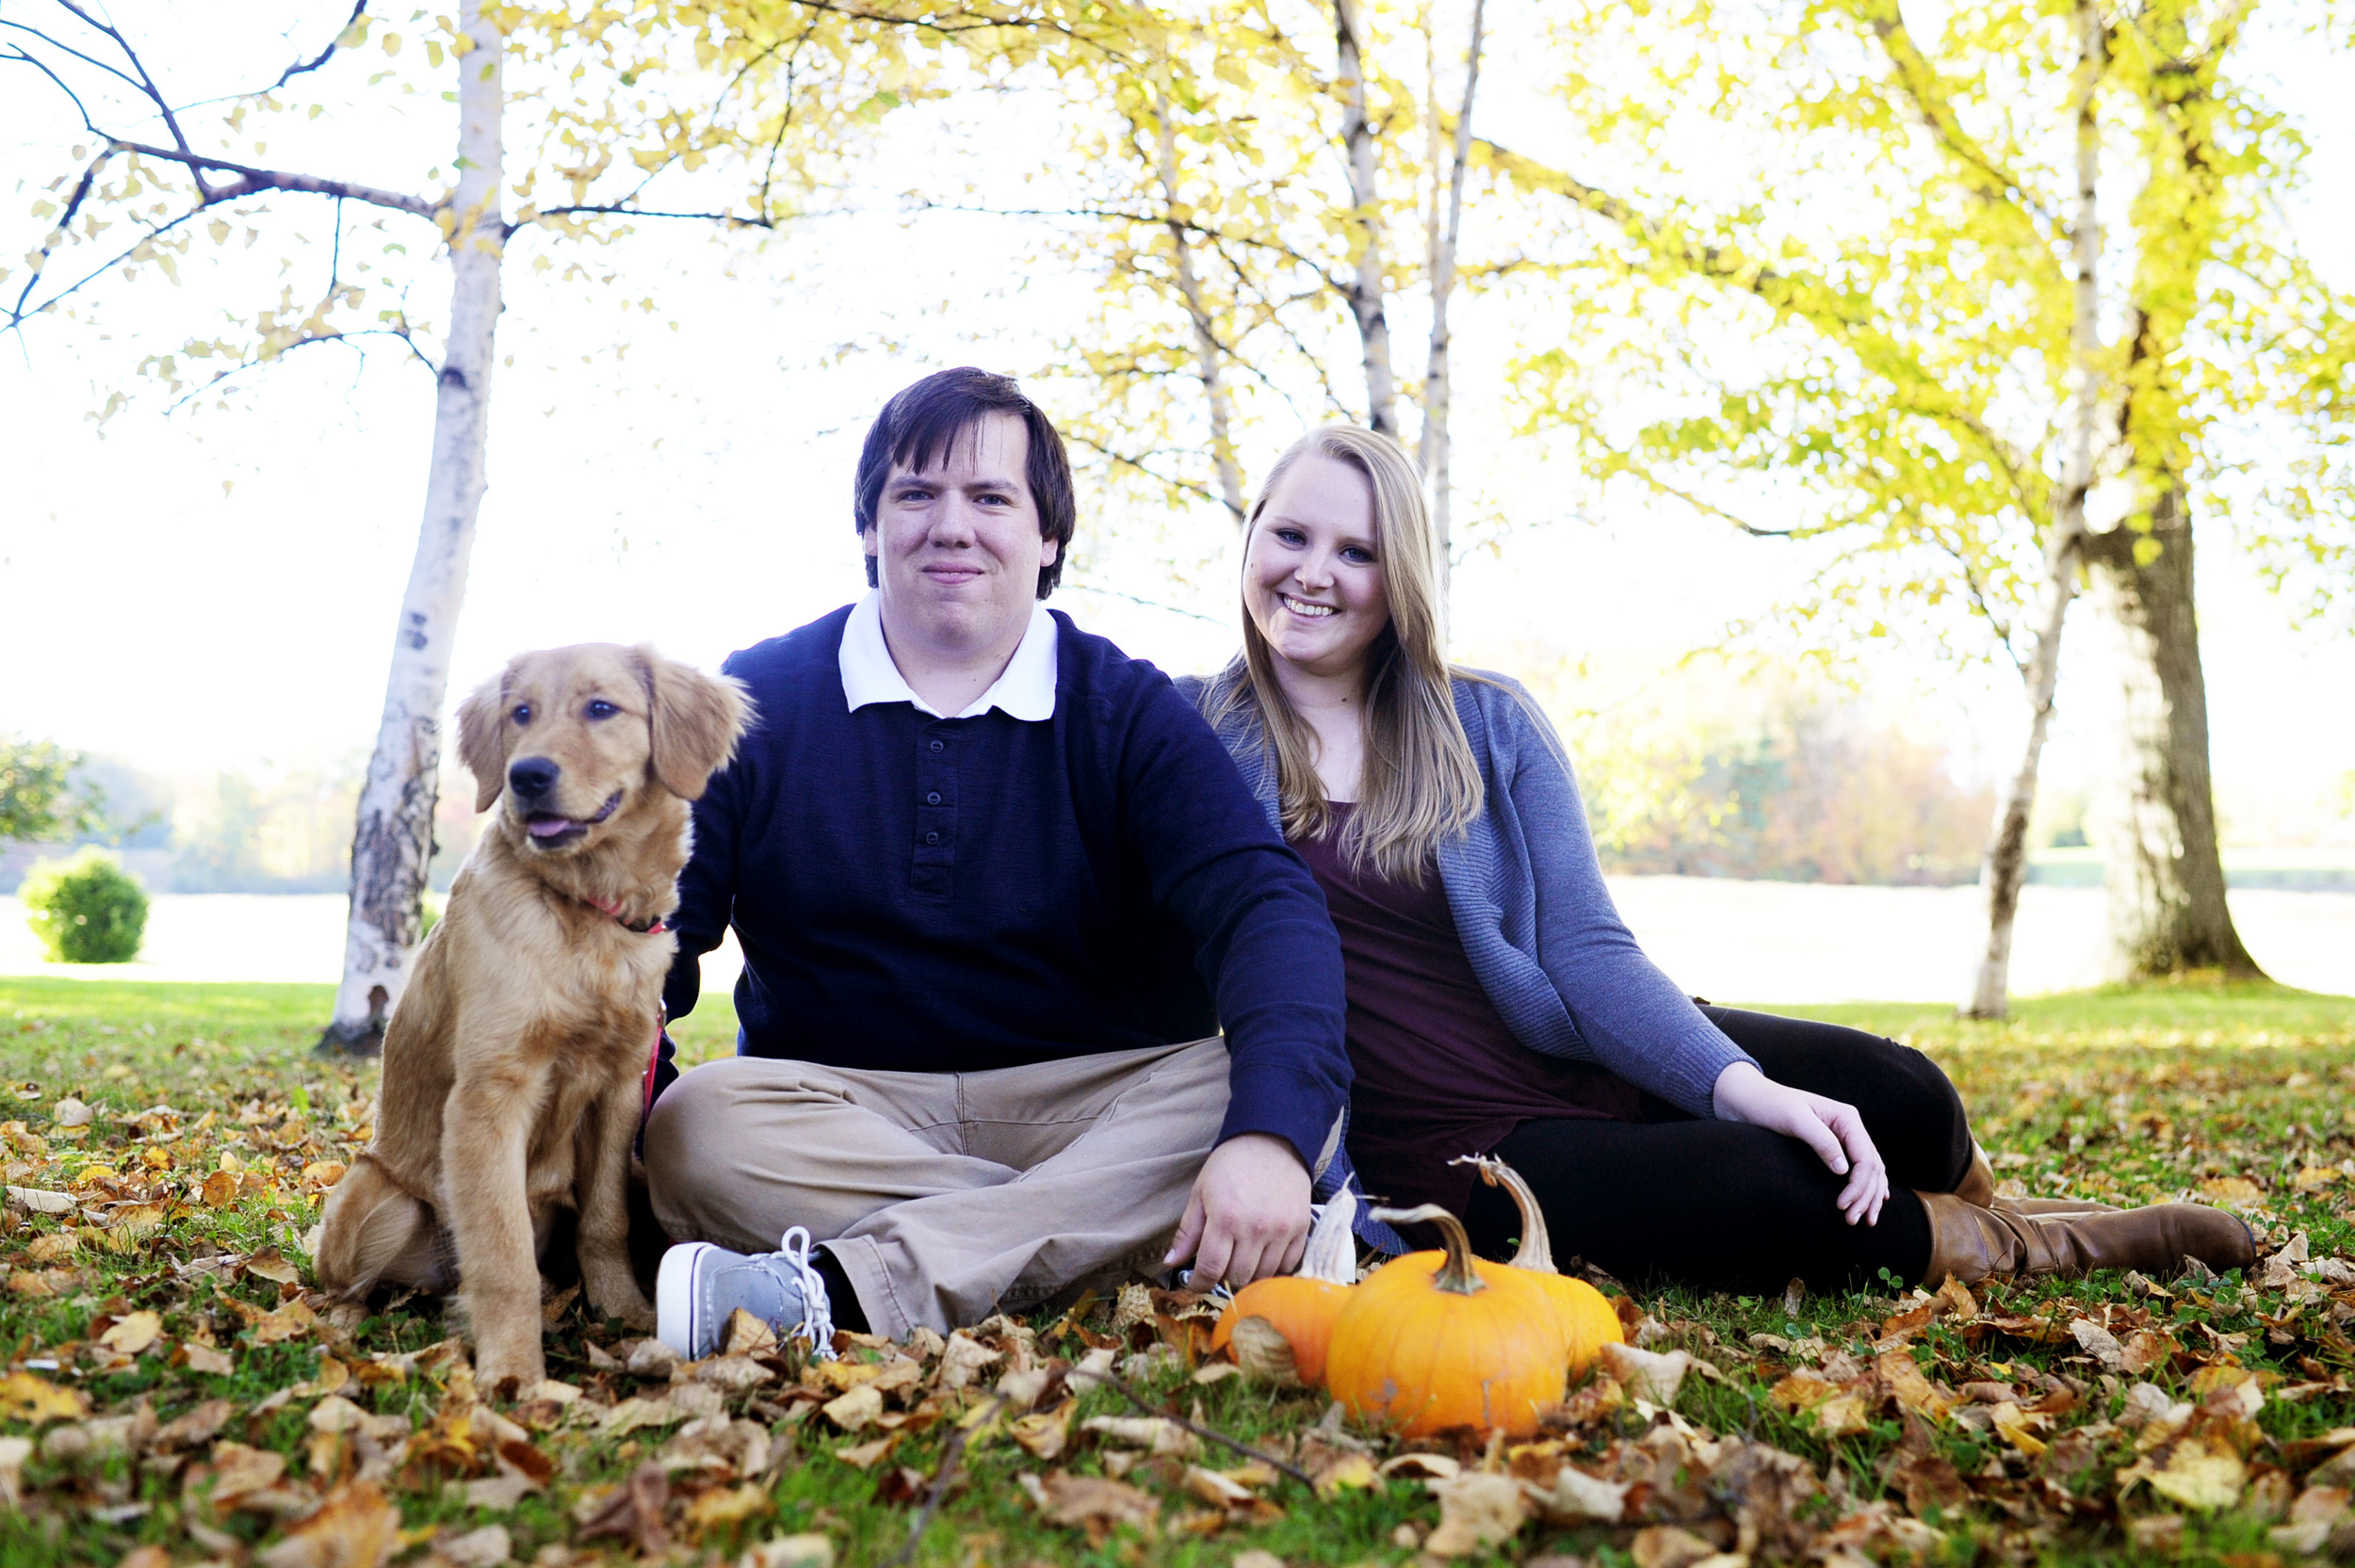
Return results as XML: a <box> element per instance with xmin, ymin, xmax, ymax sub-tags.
<box><xmin>1962</xmin><ymin>0</ymin><xmax>2101</xmax><ymax>1021</ymax></box>
<box><xmin>321</xmin><ymin>3</ymin><xmax>505</xmax><ymax>1052</ymax></box>
<box><xmin>1154</xmin><ymin>99</ymin><xmax>1245</xmax><ymax>524</ymax></box>
<box><xmin>2081</xmin><ymin>487</ymin><xmax>2265</xmax><ymax>981</ymax></box>
<box><xmin>1419</xmin><ymin>0</ymin><xmax>1484</xmax><ymax>593</ymax></box>
<box><xmin>1335</xmin><ymin>0</ymin><xmax>1398</xmax><ymax>436</ymax></box>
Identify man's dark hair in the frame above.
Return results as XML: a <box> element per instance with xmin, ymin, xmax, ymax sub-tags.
<box><xmin>853</xmin><ymin>367</ymin><xmax>1076</xmax><ymax>599</ymax></box>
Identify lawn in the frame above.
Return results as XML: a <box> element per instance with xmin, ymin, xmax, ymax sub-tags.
<box><xmin>5</xmin><ymin>975</ymin><xmax>2355</xmax><ymax>1566</ymax></box>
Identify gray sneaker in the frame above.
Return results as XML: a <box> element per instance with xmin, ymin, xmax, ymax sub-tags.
<box><xmin>656</xmin><ymin>1225</ymin><xmax>836</xmax><ymax>1361</ymax></box>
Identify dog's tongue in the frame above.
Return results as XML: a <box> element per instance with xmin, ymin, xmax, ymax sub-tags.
<box><xmin>527</xmin><ymin>816</ymin><xmax>576</xmax><ymax>838</ymax></box>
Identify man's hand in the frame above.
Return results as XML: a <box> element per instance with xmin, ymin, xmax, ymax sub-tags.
<box><xmin>1164</xmin><ymin>1133</ymin><xmax>1311</xmax><ymax>1288</ymax></box>
<box><xmin>1713</xmin><ymin>1062</ymin><xmax>1890</xmax><ymax>1226</ymax></box>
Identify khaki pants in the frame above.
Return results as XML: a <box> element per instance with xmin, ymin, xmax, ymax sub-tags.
<box><xmin>642</xmin><ymin>1037</ymin><xmax>1230</xmax><ymax>1339</ymax></box>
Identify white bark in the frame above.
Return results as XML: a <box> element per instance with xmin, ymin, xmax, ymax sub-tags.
<box><xmin>1418</xmin><ymin>0</ymin><xmax>1483</xmax><ymax>591</ymax></box>
<box><xmin>1154</xmin><ymin>98</ymin><xmax>1245</xmax><ymax>524</ymax></box>
<box><xmin>1962</xmin><ymin>0</ymin><xmax>2103</xmax><ymax>1020</ymax></box>
<box><xmin>1335</xmin><ymin>0</ymin><xmax>1398</xmax><ymax>436</ymax></box>
<box><xmin>323</xmin><ymin>2</ymin><xmax>505</xmax><ymax>1048</ymax></box>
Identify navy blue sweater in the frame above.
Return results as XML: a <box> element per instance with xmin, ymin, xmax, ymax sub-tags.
<box><xmin>662</xmin><ymin>605</ymin><xmax>1351</xmax><ymax>1169</ymax></box>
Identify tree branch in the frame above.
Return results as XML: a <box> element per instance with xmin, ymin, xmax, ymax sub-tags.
<box><xmin>1853</xmin><ymin>0</ymin><xmax>2055</xmax><ymax>233</ymax></box>
<box><xmin>108</xmin><ymin>140</ymin><xmax>437</xmax><ymax>218</ymax></box>
<box><xmin>274</xmin><ymin>0</ymin><xmax>370</xmax><ymax>89</ymax></box>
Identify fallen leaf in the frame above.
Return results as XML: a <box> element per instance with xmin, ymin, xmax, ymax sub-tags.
<box><xmin>1021</xmin><ymin>1469</ymin><xmax>1160</xmax><ymax>1544</ymax></box>
<box><xmin>684</xmin><ymin>1483</ymin><xmax>771</xmax><ymax>1535</ymax></box>
<box><xmin>2071</xmin><ymin>1318</ymin><xmax>2127</xmax><ymax>1372</ymax></box>
<box><xmin>1190</xmin><ymin>1361</ymin><xmax>1243</xmax><ymax>1386</ymax></box>
<box><xmin>0</xmin><ymin>1371</ymin><xmax>88</xmax><ymax>1424</ymax></box>
<box><xmin>1876</xmin><ymin>1348</ymin><xmax>1953</xmax><ymax>1418</ymax></box>
<box><xmin>154</xmin><ymin>1398</ymin><xmax>234</xmax><ymax>1451</ymax></box>
<box><xmin>577</xmin><ymin>1463</ymin><xmax>670</xmax><ymax>1557</ymax></box>
<box><xmin>1811</xmin><ymin>1391</ymin><xmax>1871</xmax><ymax>1438</ymax></box>
<box><xmin>2201</xmin><ymin>1176</ymin><xmax>2265</xmax><ymax>1207</ymax></box>
<box><xmin>431</xmin><ymin>1524</ymin><xmax>512</xmax><ymax>1568</ymax></box>
<box><xmin>202</xmin><ymin>1170</ymin><xmax>241</xmax><ymax>1206</ymax></box>
<box><xmin>1010</xmin><ymin>1402</ymin><xmax>1073</xmax><ymax>1461</ymax></box>
<box><xmin>4</xmin><ymin>1186</ymin><xmax>75</xmax><ymax>1215</ymax></box>
<box><xmin>1081</xmin><ymin>1415</ymin><xmax>1198</xmax><ymax>1457</ymax></box>
<box><xmin>1629</xmin><ymin>1524</ymin><xmax>1721</xmax><ymax>1568</ymax></box>
<box><xmin>600</xmin><ymin>1397</ymin><xmax>684</xmax><ymax>1438</ymax></box>
<box><xmin>2146</xmin><ymin>1443</ymin><xmax>2247</xmax><ymax>1511</ymax></box>
<box><xmin>244</xmin><ymin>1247</ymin><xmax>303</xmax><ymax>1285</ymax></box>
<box><xmin>177</xmin><ymin>1341</ymin><xmax>236</xmax><ymax>1376</ymax></box>
<box><xmin>835</xmin><ymin>1434</ymin><xmax>901</xmax><ymax>1470</ymax></box>
<box><xmin>723</xmin><ymin>1309</ymin><xmax>780</xmax><ymax>1357</ymax></box>
<box><xmin>1228</xmin><ymin>1314</ymin><xmax>1300</xmax><ymax>1385</ymax></box>
<box><xmin>256</xmin><ymin>1479</ymin><xmax>400</xmax><ymax>1568</ymax></box>
<box><xmin>739</xmin><ymin>1536</ymin><xmax>834</xmax><ymax>1568</ymax></box>
<box><xmin>936</xmin><ymin>1331</ymin><xmax>1003</xmax><ymax>1391</ymax></box>
<box><xmin>1600</xmin><ymin>1342</ymin><xmax>1692</xmax><ymax>1407</ymax></box>
<box><xmin>93</xmin><ymin>1308</ymin><xmax>160</xmax><ymax>1355</ymax></box>
<box><xmin>0</xmin><ymin>1437</ymin><xmax>29</xmax><ymax>1508</ymax></box>
<box><xmin>1526</xmin><ymin>1463</ymin><xmax>1630</xmax><ymax>1524</ymax></box>
<box><xmin>821</xmin><ymin>1384</ymin><xmax>884</xmax><ymax>1432</ymax></box>
<box><xmin>210</xmin><ymin>1441</ymin><xmax>292</xmax><ymax>1503</ymax></box>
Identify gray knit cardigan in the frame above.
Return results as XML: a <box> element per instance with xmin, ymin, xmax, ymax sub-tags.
<box><xmin>1183</xmin><ymin>670</ymin><xmax>1757</xmax><ymax>1120</ymax></box>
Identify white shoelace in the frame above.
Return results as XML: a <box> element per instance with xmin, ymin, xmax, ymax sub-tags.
<box><xmin>777</xmin><ymin>1225</ymin><xmax>836</xmax><ymax>1360</ymax></box>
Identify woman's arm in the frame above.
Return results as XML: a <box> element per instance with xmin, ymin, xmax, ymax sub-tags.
<box><xmin>1492</xmin><ymin>687</ymin><xmax>1887</xmax><ymax>1222</ymax></box>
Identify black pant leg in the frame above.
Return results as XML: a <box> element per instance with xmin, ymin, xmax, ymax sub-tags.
<box><xmin>1698</xmin><ymin>1006</ymin><xmax>1974</xmax><ymax>1193</ymax></box>
<box><xmin>1470</xmin><ymin>1115</ymin><xmax>1933</xmax><ymax>1295</ymax></box>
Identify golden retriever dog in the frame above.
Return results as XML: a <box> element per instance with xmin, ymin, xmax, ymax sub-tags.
<box><xmin>317</xmin><ymin>643</ymin><xmax>751</xmax><ymax>1392</ymax></box>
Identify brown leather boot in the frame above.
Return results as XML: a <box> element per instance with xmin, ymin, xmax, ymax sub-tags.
<box><xmin>1917</xmin><ymin>1191</ymin><xmax>2254</xmax><ymax>1285</ymax></box>
<box><xmin>1954</xmin><ymin>1143</ymin><xmax>2123</xmax><ymax>1217</ymax></box>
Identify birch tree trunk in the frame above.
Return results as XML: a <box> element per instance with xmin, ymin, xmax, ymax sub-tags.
<box><xmin>2082</xmin><ymin>487</ymin><xmax>2265</xmax><ymax>980</ymax></box>
<box><xmin>1961</xmin><ymin>0</ymin><xmax>2102</xmax><ymax>1020</ymax></box>
<box><xmin>1418</xmin><ymin>0</ymin><xmax>1483</xmax><ymax>592</ymax></box>
<box><xmin>1334</xmin><ymin>0</ymin><xmax>1398</xmax><ymax>436</ymax></box>
<box><xmin>320</xmin><ymin>3</ymin><xmax>505</xmax><ymax>1051</ymax></box>
<box><xmin>1154</xmin><ymin>99</ymin><xmax>1245</xmax><ymax>524</ymax></box>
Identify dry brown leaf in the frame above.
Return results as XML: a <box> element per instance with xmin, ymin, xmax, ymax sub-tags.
<box><xmin>1876</xmin><ymin>1348</ymin><xmax>1953</xmax><ymax>1419</ymax></box>
<box><xmin>723</xmin><ymin>1309</ymin><xmax>780</xmax><ymax>1357</ymax></box>
<box><xmin>1021</xmin><ymin>1469</ymin><xmax>1160</xmax><ymax>1544</ymax></box>
<box><xmin>1189</xmin><ymin>1361</ymin><xmax>1242</xmax><ymax>1386</ymax></box>
<box><xmin>2145</xmin><ymin>1441</ymin><xmax>2248</xmax><ymax>1511</ymax></box>
<box><xmin>684</xmin><ymin>1483</ymin><xmax>771</xmax><ymax>1535</ymax></box>
<box><xmin>820</xmin><ymin>1384</ymin><xmax>885</xmax><ymax>1432</ymax></box>
<box><xmin>1081</xmin><ymin>1415</ymin><xmax>1198</xmax><ymax>1458</ymax></box>
<box><xmin>209</xmin><ymin>1441</ymin><xmax>291</xmax><ymax>1502</ymax></box>
<box><xmin>1227</xmin><ymin>1315</ymin><xmax>1300</xmax><ymax>1386</ymax></box>
<box><xmin>738</xmin><ymin>1535</ymin><xmax>834</xmax><ymax>1568</ymax></box>
<box><xmin>256</xmin><ymin>1480</ymin><xmax>400</xmax><ymax>1568</ymax></box>
<box><xmin>835</xmin><ymin>1434</ymin><xmax>901</xmax><ymax>1470</ymax></box>
<box><xmin>600</xmin><ymin>1397</ymin><xmax>683</xmax><ymax>1438</ymax></box>
<box><xmin>935</xmin><ymin>1331</ymin><xmax>1002</xmax><ymax>1391</ymax></box>
<box><xmin>1628</xmin><ymin>1523</ymin><xmax>1721</xmax><ymax>1568</ymax></box>
<box><xmin>245</xmin><ymin>1247</ymin><xmax>303</xmax><ymax>1285</ymax></box>
<box><xmin>430</xmin><ymin>1524</ymin><xmax>512</xmax><ymax>1568</ymax></box>
<box><xmin>1811</xmin><ymin>1392</ymin><xmax>1872</xmax><ymax>1438</ymax></box>
<box><xmin>2201</xmin><ymin>1176</ymin><xmax>2265</xmax><ymax>1207</ymax></box>
<box><xmin>96</xmin><ymin>1308</ymin><xmax>163</xmax><ymax>1354</ymax></box>
<box><xmin>1599</xmin><ymin>1342</ymin><xmax>1691</xmax><ymax>1406</ymax></box>
<box><xmin>576</xmin><ymin>1463</ymin><xmax>671</xmax><ymax>1556</ymax></box>
<box><xmin>1009</xmin><ymin>1402</ymin><xmax>1073</xmax><ymax>1462</ymax></box>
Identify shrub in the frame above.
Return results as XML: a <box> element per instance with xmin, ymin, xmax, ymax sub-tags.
<box><xmin>21</xmin><ymin>847</ymin><xmax>148</xmax><ymax>963</ymax></box>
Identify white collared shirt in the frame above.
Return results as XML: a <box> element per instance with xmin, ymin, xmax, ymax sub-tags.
<box><xmin>837</xmin><ymin>590</ymin><xmax>1060</xmax><ymax>720</ymax></box>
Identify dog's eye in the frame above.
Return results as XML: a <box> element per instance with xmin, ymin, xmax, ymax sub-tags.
<box><xmin>585</xmin><ymin>700</ymin><xmax>618</xmax><ymax>720</ymax></box>
<box><xmin>511</xmin><ymin>704</ymin><xmax>532</xmax><ymax>726</ymax></box>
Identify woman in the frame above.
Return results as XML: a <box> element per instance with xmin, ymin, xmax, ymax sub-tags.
<box><xmin>1192</xmin><ymin>425</ymin><xmax>2252</xmax><ymax>1292</ymax></box>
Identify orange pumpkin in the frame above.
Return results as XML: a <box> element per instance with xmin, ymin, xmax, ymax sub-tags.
<box><xmin>1323</xmin><ymin>1203</ymin><xmax>1567</xmax><ymax>1438</ymax></box>
<box><xmin>1210</xmin><ymin>1188</ymin><xmax>1358</xmax><ymax>1382</ymax></box>
<box><xmin>1456</xmin><ymin>1154</ymin><xmax>1625</xmax><ymax>1372</ymax></box>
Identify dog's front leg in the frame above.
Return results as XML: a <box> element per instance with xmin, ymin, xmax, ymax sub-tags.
<box><xmin>577</xmin><ymin>1073</ymin><xmax>656</xmax><ymax>1331</ymax></box>
<box><xmin>442</xmin><ymin>1073</ymin><xmax>546</xmax><ymax>1396</ymax></box>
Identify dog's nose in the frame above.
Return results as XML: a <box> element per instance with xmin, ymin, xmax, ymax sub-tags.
<box><xmin>507</xmin><ymin>757</ymin><xmax>560</xmax><ymax>801</ymax></box>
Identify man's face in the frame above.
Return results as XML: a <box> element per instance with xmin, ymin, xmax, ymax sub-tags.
<box><xmin>863</xmin><ymin>412</ymin><xmax>1056</xmax><ymax>655</ymax></box>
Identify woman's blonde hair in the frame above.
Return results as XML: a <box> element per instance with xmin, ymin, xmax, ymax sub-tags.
<box><xmin>1204</xmin><ymin>425</ymin><xmax>1484</xmax><ymax>883</ymax></box>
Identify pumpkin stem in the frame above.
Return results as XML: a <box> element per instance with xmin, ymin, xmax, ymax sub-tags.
<box><xmin>1453</xmin><ymin>1155</ymin><xmax>1557</xmax><ymax>1274</ymax></box>
<box><xmin>1367</xmin><ymin>1204</ymin><xmax>1486</xmax><ymax>1296</ymax></box>
<box><xmin>1300</xmin><ymin>1186</ymin><xmax>1358</xmax><ymax>1285</ymax></box>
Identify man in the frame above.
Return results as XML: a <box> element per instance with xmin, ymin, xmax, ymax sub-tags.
<box><xmin>644</xmin><ymin>366</ymin><xmax>1351</xmax><ymax>1354</ymax></box>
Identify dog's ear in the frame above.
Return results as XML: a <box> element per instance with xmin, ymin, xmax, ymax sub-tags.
<box><xmin>635</xmin><ymin>646</ymin><xmax>753</xmax><ymax>800</ymax></box>
<box><xmin>455</xmin><ymin>668</ymin><xmax>513</xmax><ymax>814</ymax></box>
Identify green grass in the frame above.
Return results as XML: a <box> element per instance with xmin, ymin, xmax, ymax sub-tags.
<box><xmin>5</xmin><ymin>977</ymin><xmax>2355</xmax><ymax>1565</ymax></box>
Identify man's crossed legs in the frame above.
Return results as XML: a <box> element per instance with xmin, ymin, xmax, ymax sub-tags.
<box><xmin>643</xmin><ymin>1037</ymin><xmax>1229</xmax><ymax>1344</ymax></box>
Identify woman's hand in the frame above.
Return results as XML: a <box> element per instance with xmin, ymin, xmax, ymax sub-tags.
<box><xmin>1165</xmin><ymin>1133</ymin><xmax>1312</xmax><ymax>1287</ymax></box>
<box><xmin>1712</xmin><ymin>1062</ymin><xmax>1889</xmax><ymax>1226</ymax></box>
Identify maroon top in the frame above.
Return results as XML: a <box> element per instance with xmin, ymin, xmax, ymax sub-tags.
<box><xmin>1296</xmin><ymin>803</ymin><xmax>1643</xmax><ymax>1218</ymax></box>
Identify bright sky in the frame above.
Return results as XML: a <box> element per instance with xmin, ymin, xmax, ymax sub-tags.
<box><xmin>3</xmin><ymin>2</ymin><xmax>2350</xmax><ymax>838</ymax></box>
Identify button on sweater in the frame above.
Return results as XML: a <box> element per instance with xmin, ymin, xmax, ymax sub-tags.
<box><xmin>663</xmin><ymin>604</ymin><xmax>1353</xmax><ymax>1171</ymax></box>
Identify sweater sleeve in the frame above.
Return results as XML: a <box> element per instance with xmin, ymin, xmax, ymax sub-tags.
<box><xmin>1114</xmin><ymin>674</ymin><xmax>1351</xmax><ymax>1173</ymax></box>
<box><xmin>1492</xmin><ymin>685</ymin><xmax>1757</xmax><ymax>1117</ymax></box>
